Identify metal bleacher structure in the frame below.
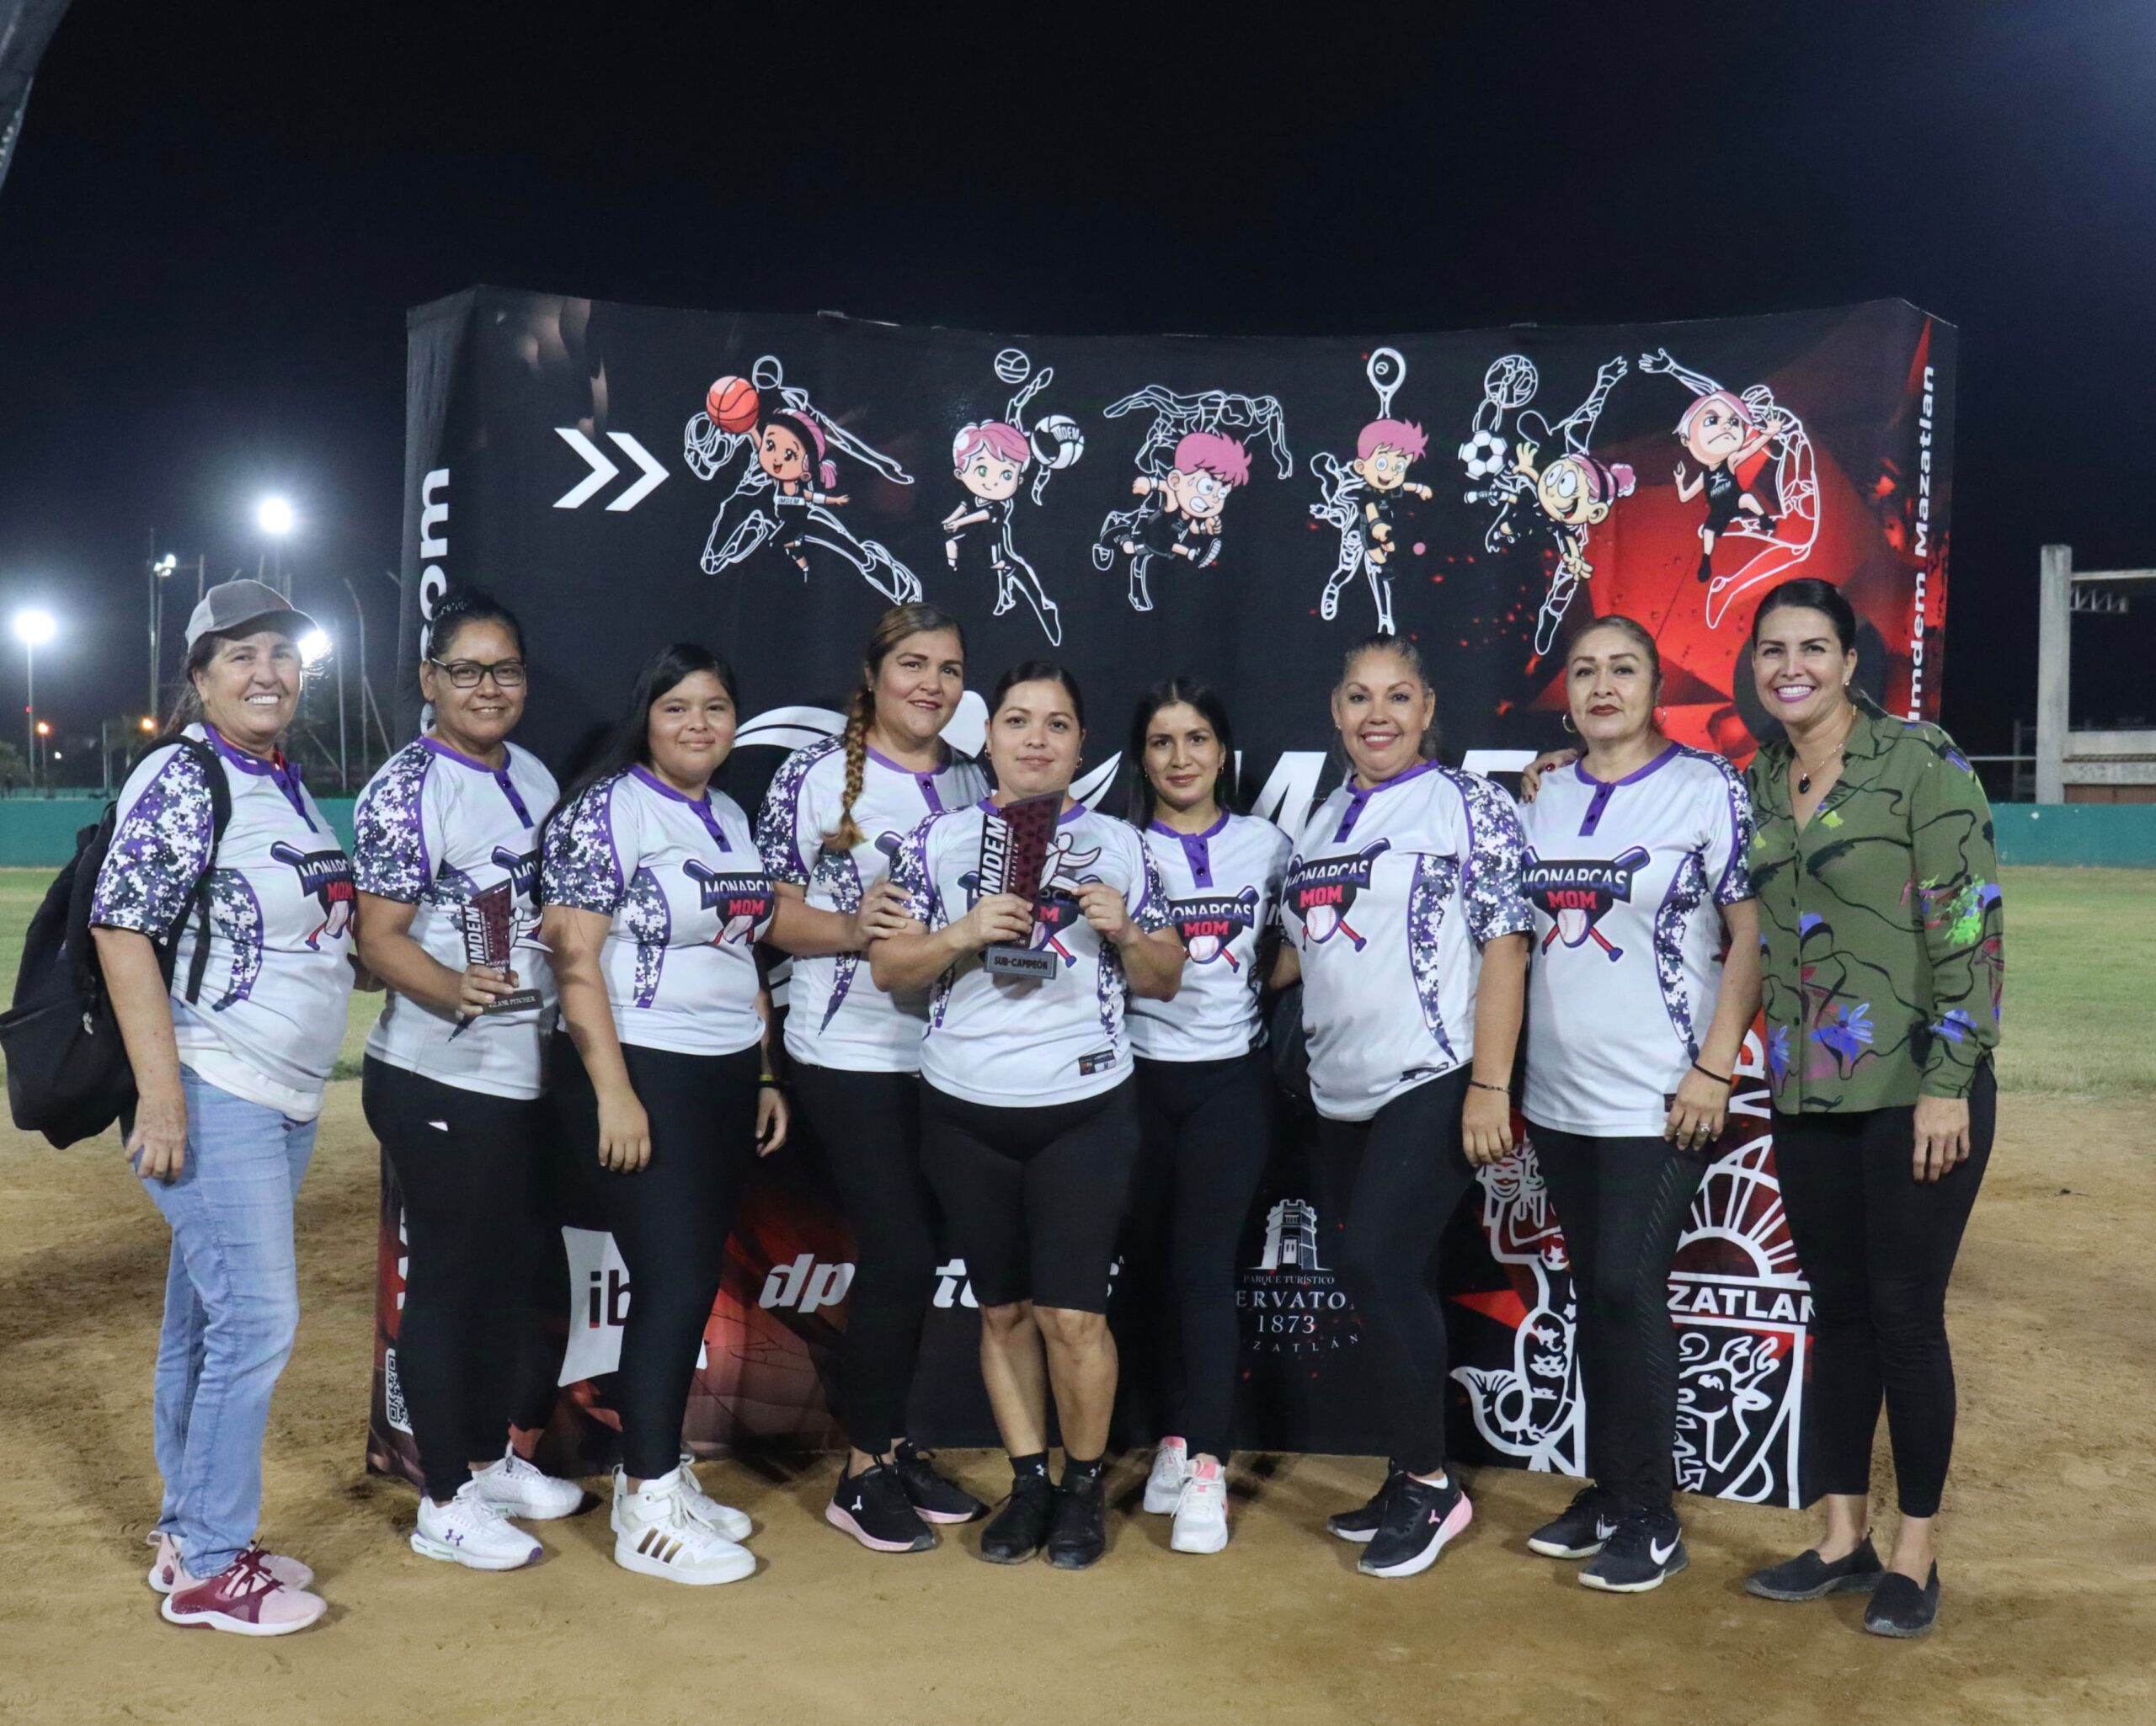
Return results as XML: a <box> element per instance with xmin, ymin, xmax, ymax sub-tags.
<box><xmin>2036</xmin><ymin>545</ymin><xmax>2156</xmax><ymax>805</ymax></box>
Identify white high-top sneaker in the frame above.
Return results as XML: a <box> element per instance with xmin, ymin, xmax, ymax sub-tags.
<box><xmin>612</xmin><ymin>1468</ymin><xmax>756</xmax><ymax>1586</ymax></box>
<box><xmin>611</xmin><ymin>1456</ymin><xmax>753</xmax><ymax>1542</ymax></box>
<box><xmin>472</xmin><ymin>1448</ymin><xmax>584</xmax><ymax>1521</ymax></box>
<box><xmin>1142</xmin><ymin>1437</ymin><xmax>1191</xmax><ymax>1515</ymax></box>
<box><xmin>410</xmin><ymin>1481</ymin><xmax>543</xmax><ymax>1571</ymax></box>
<box><xmin>1170</xmin><ymin>1457</ymin><xmax>1230</xmax><ymax>1555</ymax></box>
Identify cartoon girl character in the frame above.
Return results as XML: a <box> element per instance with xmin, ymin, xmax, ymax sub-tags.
<box><xmin>943</xmin><ymin>420</ymin><xmax>1065</xmax><ymax>644</ymax></box>
<box><xmin>686</xmin><ymin>356</ymin><xmax>921</xmax><ymax>604</ymax></box>
<box><xmin>1640</xmin><ymin>347</ymin><xmax>1817</xmax><ymax>626</ymax></box>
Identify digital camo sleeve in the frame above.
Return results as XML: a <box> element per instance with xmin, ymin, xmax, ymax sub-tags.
<box><xmin>88</xmin><ymin>745</ymin><xmax>216</xmax><ymax>939</ymax></box>
<box><xmin>1458</xmin><ymin>774</ymin><xmax>1534</xmax><ymax>946</ymax></box>
<box><xmin>541</xmin><ymin>777</ymin><xmax>629</xmax><ymax>915</ymax></box>
<box><xmin>755</xmin><ymin>738</ymin><xmax>834</xmax><ymax>887</ymax></box>
<box><xmin>1705</xmin><ymin>754</ymin><xmax>1756</xmax><ymax>906</ymax></box>
<box><xmin>351</xmin><ymin>745</ymin><xmax>432</xmax><ymax>902</ymax></box>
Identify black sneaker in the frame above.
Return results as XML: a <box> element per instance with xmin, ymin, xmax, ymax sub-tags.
<box><xmin>1045</xmin><ymin>1473</ymin><xmax>1107</xmax><ymax>1571</ymax></box>
<box><xmin>890</xmin><ymin>1441</ymin><xmax>987</xmax><ymax>1525</ymax></box>
<box><xmin>1864</xmin><ymin>1565</ymin><xmax>1940</xmax><ymax>1638</ymax></box>
<box><xmin>1358</xmin><ymin>1473</ymin><xmax>1471</xmax><ymax>1579</ymax></box>
<box><xmin>1326</xmin><ymin>1461</ymin><xmax>1405</xmax><ymax>1544</ymax></box>
<box><xmin>1580</xmin><ymin>1510</ymin><xmax>1689</xmax><ymax>1593</ymax></box>
<box><xmin>1744</xmin><ymin>1536</ymin><xmax>1886</xmax><ymax>1602</ymax></box>
<box><xmin>979</xmin><ymin>1468</ymin><xmax>1055</xmax><ymax>1564</ymax></box>
<box><xmin>1526</xmin><ymin>1483</ymin><xmax>1622</xmax><ymax>1560</ymax></box>
<box><xmin>824</xmin><ymin>1460</ymin><xmax>933</xmax><ymax>1553</ymax></box>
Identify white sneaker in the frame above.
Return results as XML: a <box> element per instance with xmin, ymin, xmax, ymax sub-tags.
<box><xmin>472</xmin><ymin>1448</ymin><xmax>584</xmax><ymax>1521</ymax></box>
<box><xmin>1170</xmin><ymin>1457</ymin><xmax>1230</xmax><ymax>1554</ymax></box>
<box><xmin>612</xmin><ymin>1468</ymin><xmax>755</xmax><ymax>1586</ymax></box>
<box><xmin>410</xmin><ymin>1481</ymin><xmax>543</xmax><ymax>1571</ymax></box>
<box><xmin>147</xmin><ymin>1532</ymin><xmax>312</xmax><ymax>1595</ymax></box>
<box><xmin>1142</xmin><ymin>1437</ymin><xmax>1191</xmax><ymax>1515</ymax></box>
<box><xmin>611</xmin><ymin>1455</ymin><xmax>754</xmax><ymax>1542</ymax></box>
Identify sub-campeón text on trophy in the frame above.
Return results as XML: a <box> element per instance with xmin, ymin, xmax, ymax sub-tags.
<box><xmin>976</xmin><ymin>791</ymin><xmax>1063</xmax><ymax>981</ymax></box>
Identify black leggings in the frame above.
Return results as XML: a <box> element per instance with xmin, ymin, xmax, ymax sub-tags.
<box><xmin>1531</xmin><ymin>1125</ymin><xmax>1705</xmax><ymax>1516</ymax></box>
<box><xmin>919</xmin><ymin>1082</ymin><xmax>1139</xmax><ymax>1314</ymax></box>
<box><xmin>1315</xmin><ymin>1069</ymin><xmax>1475</xmax><ymax>1478</ymax></box>
<box><xmin>1117</xmin><ymin>1052</ymin><xmax>1272</xmax><ymax>1462</ymax></box>
<box><xmin>790</xmin><ymin>1063</ymin><xmax>942</xmax><ymax>1457</ymax></box>
<box><xmin>552</xmin><ymin>1039</ymin><xmax>760</xmax><ymax>1481</ymax></box>
<box><xmin>1772</xmin><ymin>1065</ymin><xmax>1996</xmax><ymax>1519</ymax></box>
<box><xmin>362</xmin><ymin>1057</ymin><xmax>562</xmax><ymax>1501</ymax></box>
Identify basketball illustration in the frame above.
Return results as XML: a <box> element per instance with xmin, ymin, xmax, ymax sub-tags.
<box><xmin>706</xmin><ymin>375</ymin><xmax>760</xmax><ymax>434</ymax></box>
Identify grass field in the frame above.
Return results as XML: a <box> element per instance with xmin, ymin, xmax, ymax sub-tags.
<box><xmin>0</xmin><ymin>866</ymin><xmax>2143</xmax><ymax>1103</ymax></box>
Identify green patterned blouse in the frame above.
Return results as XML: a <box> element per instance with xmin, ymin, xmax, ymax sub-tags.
<box><xmin>1745</xmin><ymin>691</ymin><xmax>2004</xmax><ymax>1114</ymax></box>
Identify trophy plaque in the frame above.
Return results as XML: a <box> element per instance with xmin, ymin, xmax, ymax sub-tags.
<box><xmin>977</xmin><ymin>791</ymin><xmax>1063</xmax><ymax>981</ymax></box>
<box><xmin>460</xmin><ymin>882</ymin><xmax>543</xmax><ymax>1016</ymax></box>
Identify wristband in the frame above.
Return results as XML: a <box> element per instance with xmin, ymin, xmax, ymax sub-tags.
<box><xmin>1689</xmin><ymin>1061</ymin><xmax>1732</xmax><ymax>1087</ymax></box>
<box><xmin>758</xmin><ymin>1073</ymin><xmax>777</xmax><ymax>1086</ymax></box>
<box><xmin>1468</xmin><ymin>1080</ymin><xmax>1509</xmax><ymax>1096</ymax></box>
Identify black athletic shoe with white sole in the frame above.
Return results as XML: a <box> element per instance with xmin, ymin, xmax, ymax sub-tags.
<box><xmin>1326</xmin><ymin>1462</ymin><xmax>1405</xmax><ymax>1544</ymax></box>
<box><xmin>979</xmin><ymin>1470</ymin><xmax>1055</xmax><ymax>1564</ymax></box>
<box><xmin>1045</xmin><ymin>1475</ymin><xmax>1107</xmax><ymax>1571</ymax></box>
<box><xmin>1580</xmin><ymin>1511</ymin><xmax>1689</xmax><ymax>1593</ymax></box>
<box><xmin>891</xmin><ymin>1441</ymin><xmax>987</xmax><ymax>1524</ymax></box>
<box><xmin>1526</xmin><ymin>1484</ymin><xmax>1622</xmax><ymax>1560</ymax></box>
<box><xmin>1358</xmin><ymin>1473</ymin><xmax>1472</xmax><ymax>1579</ymax></box>
<box><xmin>825</xmin><ymin>1460</ymin><xmax>934</xmax><ymax>1553</ymax></box>
<box><xmin>1864</xmin><ymin>1565</ymin><xmax>1940</xmax><ymax>1638</ymax></box>
<box><xmin>1744</xmin><ymin>1536</ymin><xmax>1886</xmax><ymax>1602</ymax></box>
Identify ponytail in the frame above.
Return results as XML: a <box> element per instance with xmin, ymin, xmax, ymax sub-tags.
<box><xmin>825</xmin><ymin>682</ymin><xmax>876</xmax><ymax>853</ymax></box>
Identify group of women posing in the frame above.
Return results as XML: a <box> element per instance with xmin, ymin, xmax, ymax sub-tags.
<box><xmin>98</xmin><ymin>573</ymin><xmax>2001</xmax><ymax>1643</ymax></box>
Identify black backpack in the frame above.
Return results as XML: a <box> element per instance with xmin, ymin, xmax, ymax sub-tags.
<box><xmin>0</xmin><ymin>738</ymin><xmax>231</xmax><ymax>1148</ymax></box>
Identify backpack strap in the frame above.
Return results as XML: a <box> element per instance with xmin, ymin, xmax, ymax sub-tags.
<box><xmin>168</xmin><ymin>738</ymin><xmax>232</xmax><ymax>1006</ymax></box>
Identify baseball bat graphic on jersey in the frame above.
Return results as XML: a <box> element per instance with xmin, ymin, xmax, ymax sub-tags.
<box><xmin>1283</xmin><ymin>840</ymin><xmax>1393</xmax><ymax>951</ymax></box>
<box><xmin>1171</xmin><ymin>885</ymin><xmax>1262</xmax><ymax>968</ymax></box>
<box><xmin>1521</xmin><ymin>844</ymin><xmax>1651</xmax><ymax>962</ymax></box>
<box><xmin>269</xmin><ymin>840</ymin><xmax>357</xmax><ymax>950</ymax></box>
<box><xmin>680</xmin><ymin>858</ymin><xmax>776</xmax><ymax>944</ymax></box>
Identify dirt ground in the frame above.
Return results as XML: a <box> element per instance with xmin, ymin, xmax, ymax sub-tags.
<box><xmin>1</xmin><ymin>1085</ymin><xmax>2148</xmax><ymax>1726</ymax></box>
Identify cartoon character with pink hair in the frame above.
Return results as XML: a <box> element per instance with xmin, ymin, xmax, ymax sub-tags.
<box><xmin>1311</xmin><ymin>346</ymin><xmax>1435</xmax><ymax>632</ymax></box>
<box><xmin>1640</xmin><ymin>346</ymin><xmax>1817</xmax><ymax>626</ymax></box>
<box><xmin>685</xmin><ymin>353</ymin><xmax>921</xmax><ymax>603</ymax></box>
<box><xmin>941</xmin><ymin>349</ymin><xmax>1083</xmax><ymax>643</ymax></box>
<box><xmin>1090</xmin><ymin>382</ymin><xmax>1292</xmax><ymax>613</ymax></box>
<box><xmin>1460</xmin><ymin>354</ymin><xmax>1636</xmax><ymax>655</ymax></box>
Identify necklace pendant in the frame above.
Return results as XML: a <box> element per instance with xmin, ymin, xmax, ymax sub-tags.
<box><xmin>1797</xmin><ymin>771</ymin><xmax>1812</xmax><ymax>796</ymax></box>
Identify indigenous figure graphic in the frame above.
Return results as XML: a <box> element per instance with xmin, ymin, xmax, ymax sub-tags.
<box><xmin>1310</xmin><ymin>348</ymin><xmax>1434</xmax><ymax>634</ymax></box>
<box><xmin>1090</xmin><ymin>384</ymin><xmax>1292</xmax><ymax>613</ymax></box>
<box><xmin>1639</xmin><ymin>346</ymin><xmax>1818</xmax><ymax>627</ymax></box>
<box><xmin>1460</xmin><ymin>354</ymin><xmax>1636</xmax><ymax>657</ymax></box>
<box><xmin>686</xmin><ymin>354</ymin><xmax>921</xmax><ymax>603</ymax></box>
<box><xmin>942</xmin><ymin>348</ymin><xmax>1085</xmax><ymax>644</ymax></box>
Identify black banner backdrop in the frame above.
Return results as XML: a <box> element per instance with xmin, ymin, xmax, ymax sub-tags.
<box><xmin>373</xmin><ymin>290</ymin><xmax>1956</xmax><ymax>1506</ymax></box>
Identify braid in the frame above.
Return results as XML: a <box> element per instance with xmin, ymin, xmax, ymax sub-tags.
<box><xmin>825</xmin><ymin>683</ymin><xmax>875</xmax><ymax>853</ymax></box>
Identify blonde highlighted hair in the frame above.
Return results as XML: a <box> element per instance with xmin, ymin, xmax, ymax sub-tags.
<box><xmin>825</xmin><ymin>604</ymin><xmax>967</xmax><ymax>853</ymax></box>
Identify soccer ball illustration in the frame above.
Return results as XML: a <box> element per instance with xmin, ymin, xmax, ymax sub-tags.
<box><xmin>1031</xmin><ymin>414</ymin><xmax>1085</xmax><ymax>471</ymax></box>
<box><xmin>1460</xmin><ymin>428</ymin><xmax>1509</xmax><ymax>480</ymax></box>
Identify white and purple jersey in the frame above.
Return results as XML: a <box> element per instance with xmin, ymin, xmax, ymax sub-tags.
<box><xmin>90</xmin><ymin>724</ymin><xmax>356</xmax><ymax>1121</ymax></box>
<box><xmin>755</xmin><ymin>735</ymin><xmax>986</xmax><ymax>1073</ymax></box>
<box><xmin>890</xmin><ymin>800</ymin><xmax>1171</xmax><ymax>1106</ymax></box>
<box><xmin>540</xmin><ymin>766</ymin><xmax>775</xmax><ymax>1057</ymax></box>
<box><xmin>1520</xmin><ymin>744</ymin><xmax>1755</xmax><ymax>1137</ymax></box>
<box><xmin>1284</xmin><ymin>761</ymin><xmax>1533</xmax><ymax>1122</ymax></box>
<box><xmin>353</xmin><ymin>737</ymin><xmax>559</xmax><ymax>1100</ymax></box>
<box><xmin>1129</xmin><ymin>812</ymin><xmax>1291</xmax><ymax>1063</ymax></box>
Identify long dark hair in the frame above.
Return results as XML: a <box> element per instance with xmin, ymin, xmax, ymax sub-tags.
<box><xmin>1119</xmin><ymin>677</ymin><xmax>1241</xmax><ymax>828</ymax></box>
<box><xmin>544</xmin><ymin>642</ymin><xmax>741</xmax><ymax>845</ymax></box>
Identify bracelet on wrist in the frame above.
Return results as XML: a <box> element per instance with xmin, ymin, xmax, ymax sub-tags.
<box><xmin>1468</xmin><ymin>1079</ymin><xmax>1509</xmax><ymax>1096</ymax></box>
<box><xmin>758</xmin><ymin>1073</ymin><xmax>777</xmax><ymax>1086</ymax></box>
<box><xmin>1689</xmin><ymin>1061</ymin><xmax>1732</xmax><ymax>1087</ymax></box>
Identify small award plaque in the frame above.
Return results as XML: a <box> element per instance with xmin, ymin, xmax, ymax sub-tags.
<box><xmin>977</xmin><ymin>791</ymin><xmax>1064</xmax><ymax>981</ymax></box>
<box><xmin>460</xmin><ymin>882</ymin><xmax>543</xmax><ymax>1016</ymax></box>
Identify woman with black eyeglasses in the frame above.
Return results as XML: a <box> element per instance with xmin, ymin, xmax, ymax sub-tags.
<box><xmin>355</xmin><ymin>590</ymin><xmax>584</xmax><ymax>1571</ymax></box>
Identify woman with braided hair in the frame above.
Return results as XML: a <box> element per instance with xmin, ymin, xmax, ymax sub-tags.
<box><xmin>755</xmin><ymin>604</ymin><xmax>990</xmax><ymax>1551</ymax></box>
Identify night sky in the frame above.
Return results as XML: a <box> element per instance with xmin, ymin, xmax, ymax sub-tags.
<box><xmin>3</xmin><ymin>3</ymin><xmax>2153</xmax><ymax>778</ymax></box>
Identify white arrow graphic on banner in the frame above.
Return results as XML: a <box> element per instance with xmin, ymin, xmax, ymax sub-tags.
<box><xmin>553</xmin><ymin>429</ymin><xmax>670</xmax><ymax>511</ymax></box>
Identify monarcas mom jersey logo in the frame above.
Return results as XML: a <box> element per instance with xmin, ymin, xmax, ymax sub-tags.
<box><xmin>1283</xmin><ymin>839</ymin><xmax>1391</xmax><ymax>950</ymax></box>
<box><xmin>681</xmin><ymin>859</ymin><xmax>776</xmax><ymax>944</ymax></box>
<box><xmin>269</xmin><ymin>841</ymin><xmax>356</xmax><ymax>949</ymax></box>
<box><xmin>1522</xmin><ymin>845</ymin><xmax>1649</xmax><ymax>962</ymax></box>
<box><xmin>1168</xmin><ymin>886</ymin><xmax>1261</xmax><ymax>968</ymax></box>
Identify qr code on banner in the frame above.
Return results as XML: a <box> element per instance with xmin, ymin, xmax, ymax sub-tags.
<box><xmin>383</xmin><ymin>1347</ymin><xmax>414</xmax><ymax>1436</ymax></box>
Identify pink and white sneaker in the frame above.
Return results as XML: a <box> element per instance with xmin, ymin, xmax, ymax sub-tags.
<box><xmin>147</xmin><ymin>1532</ymin><xmax>313</xmax><ymax>1595</ymax></box>
<box><xmin>159</xmin><ymin>1549</ymin><xmax>327</xmax><ymax>1636</ymax></box>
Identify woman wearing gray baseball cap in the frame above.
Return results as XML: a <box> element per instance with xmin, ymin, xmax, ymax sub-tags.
<box><xmin>91</xmin><ymin>579</ymin><xmax>360</xmax><ymax>1637</ymax></box>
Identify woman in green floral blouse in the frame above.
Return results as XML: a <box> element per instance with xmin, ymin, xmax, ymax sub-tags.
<box><xmin>1737</xmin><ymin>578</ymin><xmax>2003</xmax><ymax>1640</ymax></box>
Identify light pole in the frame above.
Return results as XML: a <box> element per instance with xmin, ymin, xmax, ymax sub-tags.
<box><xmin>258</xmin><ymin>496</ymin><xmax>296</xmax><ymax>596</ymax></box>
<box><xmin>299</xmin><ymin>627</ymin><xmax>344</xmax><ymax>791</ymax></box>
<box><xmin>151</xmin><ymin>551</ymin><xmax>176</xmax><ymax>716</ymax></box>
<box><xmin>13</xmin><ymin>609</ymin><xmax>56</xmax><ymax>791</ymax></box>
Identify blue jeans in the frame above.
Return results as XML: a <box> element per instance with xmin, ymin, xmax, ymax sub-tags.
<box><xmin>144</xmin><ymin>1069</ymin><xmax>317</xmax><ymax>1577</ymax></box>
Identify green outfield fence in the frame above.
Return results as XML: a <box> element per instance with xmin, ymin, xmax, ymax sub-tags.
<box><xmin>0</xmin><ymin>791</ymin><xmax>2150</xmax><ymax>870</ymax></box>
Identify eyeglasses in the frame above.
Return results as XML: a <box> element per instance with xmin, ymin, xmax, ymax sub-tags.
<box><xmin>428</xmin><ymin>658</ymin><xmax>527</xmax><ymax>690</ymax></box>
